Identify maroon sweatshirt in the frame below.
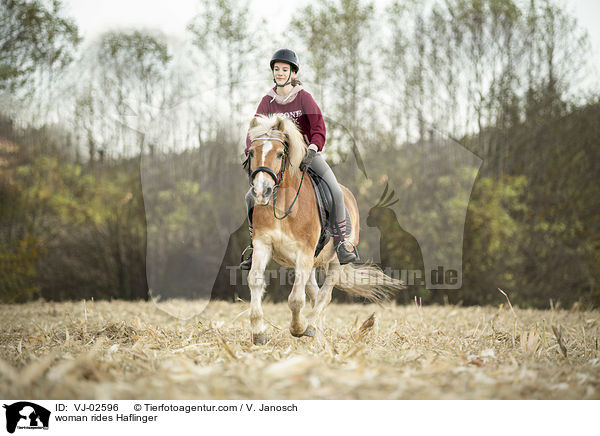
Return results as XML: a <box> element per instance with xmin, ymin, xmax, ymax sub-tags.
<box><xmin>245</xmin><ymin>85</ymin><xmax>326</xmax><ymax>154</ymax></box>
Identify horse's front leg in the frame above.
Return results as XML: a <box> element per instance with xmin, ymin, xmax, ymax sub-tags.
<box><xmin>248</xmin><ymin>240</ymin><xmax>272</xmax><ymax>345</ymax></box>
<box><xmin>305</xmin><ymin>268</ymin><xmax>319</xmax><ymax>308</ymax></box>
<box><xmin>306</xmin><ymin>262</ymin><xmax>341</xmax><ymax>334</ymax></box>
<box><xmin>289</xmin><ymin>253</ymin><xmax>314</xmax><ymax>338</ymax></box>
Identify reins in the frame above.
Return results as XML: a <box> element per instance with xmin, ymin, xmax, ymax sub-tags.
<box><xmin>273</xmin><ymin>163</ymin><xmax>307</xmax><ymax>220</ymax></box>
<box><xmin>246</xmin><ymin>135</ymin><xmax>308</xmax><ymax>220</ymax></box>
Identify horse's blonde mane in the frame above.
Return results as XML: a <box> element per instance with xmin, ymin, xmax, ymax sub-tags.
<box><xmin>248</xmin><ymin>115</ymin><xmax>306</xmax><ymax>176</ymax></box>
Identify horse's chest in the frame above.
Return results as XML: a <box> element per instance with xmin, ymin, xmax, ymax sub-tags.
<box><xmin>264</xmin><ymin>228</ymin><xmax>299</xmax><ymax>267</ymax></box>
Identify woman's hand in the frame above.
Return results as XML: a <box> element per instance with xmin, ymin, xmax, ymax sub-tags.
<box><xmin>300</xmin><ymin>147</ymin><xmax>317</xmax><ymax>171</ymax></box>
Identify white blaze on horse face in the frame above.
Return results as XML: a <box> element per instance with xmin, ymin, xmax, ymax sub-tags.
<box><xmin>261</xmin><ymin>141</ymin><xmax>273</xmax><ymax>166</ymax></box>
<box><xmin>254</xmin><ymin>141</ymin><xmax>275</xmax><ymax>205</ymax></box>
<box><xmin>254</xmin><ymin>172</ymin><xmax>267</xmax><ymax>204</ymax></box>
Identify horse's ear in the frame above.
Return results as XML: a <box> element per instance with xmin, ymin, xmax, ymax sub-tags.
<box><xmin>275</xmin><ymin>116</ymin><xmax>285</xmax><ymax>132</ymax></box>
<box><xmin>249</xmin><ymin>117</ymin><xmax>259</xmax><ymax>129</ymax></box>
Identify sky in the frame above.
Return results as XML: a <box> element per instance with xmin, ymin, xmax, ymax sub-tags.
<box><xmin>64</xmin><ymin>0</ymin><xmax>599</xmax><ymax>83</ymax></box>
<box><xmin>65</xmin><ymin>1</ymin><xmax>599</xmax><ymax>40</ymax></box>
<box><xmin>65</xmin><ymin>0</ymin><xmax>311</xmax><ymax>38</ymax></box>
<box><xmin>64</xmin><ymin>0</ymin><xmax>600</xmax><ymax>77</ymax></box>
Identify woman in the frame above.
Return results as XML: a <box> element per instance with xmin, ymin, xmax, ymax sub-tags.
<box><xmin>241</xmin><ymin>48</ymin><xmax>360</xmax><ymax>269</ymax></box>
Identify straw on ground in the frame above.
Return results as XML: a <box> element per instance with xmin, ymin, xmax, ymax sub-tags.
<box><xmin>0</xmin><ymin>300</ymin><xmax>599</xmax><ymax>399</ymax></box>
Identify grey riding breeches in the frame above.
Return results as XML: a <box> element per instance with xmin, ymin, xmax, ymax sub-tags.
<box><xmin>309</xmin><ymin>153</ymin><xmax>346</xmax><ymax>223</ymax></box>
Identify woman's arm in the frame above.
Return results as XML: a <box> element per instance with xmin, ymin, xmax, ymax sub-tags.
<box><xmin>301</xmin><ymin>91</ymin><xmax>326</xmax><ymax>151</ymax></box>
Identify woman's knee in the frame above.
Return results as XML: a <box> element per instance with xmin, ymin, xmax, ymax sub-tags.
<box><xmin>312</xmin><ymin>155</ymin><xmax>344</xmax><ymax>203</ymax></box>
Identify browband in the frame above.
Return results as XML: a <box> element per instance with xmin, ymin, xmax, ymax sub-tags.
<box><xmin>250</xmin><ymin>136</ymin><xmax>286</xmax><ymax>144</ymax></box>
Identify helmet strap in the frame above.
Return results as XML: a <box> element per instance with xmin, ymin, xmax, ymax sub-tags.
<box><xmin>273</xmin><ymin>70</ymin><xmax>293</xmax><ymax>88</ymax></box>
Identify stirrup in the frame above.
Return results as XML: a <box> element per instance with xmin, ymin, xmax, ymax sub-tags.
<box><xmin>335</xmin><ymin>241</ymin><xmax>361</xmax><ymax>265</ymax></box>
<box><xmin>240</xmin><ymin>245</ymin><xmax>253</xmax><ymax>270</ymax></box>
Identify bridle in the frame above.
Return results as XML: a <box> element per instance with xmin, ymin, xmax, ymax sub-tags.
<box><xmin>244</xmin><ymin>134</ymin><xmax>307</xmax><ymax>220</ymax></box>
<box><xmin>247</xmin><ymin>136</ymin><xmax>288</xmax><ymax>190</ymax></box>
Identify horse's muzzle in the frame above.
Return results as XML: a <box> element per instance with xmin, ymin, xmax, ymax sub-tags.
<box><xmin>251</xmin><ymin>179</ymin><xmax>274</xmax><ymax>206</ymax></box>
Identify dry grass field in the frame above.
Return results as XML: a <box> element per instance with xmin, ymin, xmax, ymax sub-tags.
<box><xmin>1</xmin><ymin>299</ymin><xmax>599</xmax><ymax>399</ymax></box>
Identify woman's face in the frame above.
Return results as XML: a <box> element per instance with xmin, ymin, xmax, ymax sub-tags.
<box><xmin>273</xmin><ymin>61</ymin><xmax>295</xmax><ymax>86</ymax></box>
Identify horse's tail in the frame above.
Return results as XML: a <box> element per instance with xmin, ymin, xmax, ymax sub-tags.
<box><xmin>334</xmin><ymin>263</ymin><xmax>405</xmax><ymax>302</ymax></box>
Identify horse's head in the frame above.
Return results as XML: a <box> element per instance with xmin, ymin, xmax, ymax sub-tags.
<box><xmin>246</xmin><ymin>115</ymin><xmax>306</xmax><ymax>205</ymax></box>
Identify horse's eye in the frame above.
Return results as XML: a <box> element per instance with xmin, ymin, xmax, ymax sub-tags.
<box><xmin>277</xmin><ymin>151</ymin><xmax>283</xmax><ymax>159</ymax></box>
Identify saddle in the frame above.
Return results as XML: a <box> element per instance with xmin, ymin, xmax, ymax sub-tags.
<box><xmin>306</xmin><ymin>168</ymin><xmax>352</xmax><ymax>258</ymax></box>
<box><xmin>246</xmin><ymin>169</ymin><xmax>352</xmax><ymax>258</ymax></box>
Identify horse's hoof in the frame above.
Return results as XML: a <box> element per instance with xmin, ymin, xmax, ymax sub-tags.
<box><xmin>303</xmin><ymin>326</ymin><xmax>316</xmax><ymax>338</ymax></box>
<box><xmin>252</xmin><ymin>332</ymin><xmax>268</xmax><ymax>345</ymax></box>
<box><xmin>290</xmin><ymin>329</ymin><xmax>304</xmax><ymax>338</ymax></box>
<box><xmin>290</xmin><ymin>326</ymin><xmax>316</xmax><ymax>338</ymax></box>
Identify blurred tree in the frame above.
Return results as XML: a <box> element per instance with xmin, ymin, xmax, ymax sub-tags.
<box><xmin>462</xmin><ymin>175</ymin><xmax>527</xmax><ymax>305</ymax></box>
<box><xmin>382</xmin><ymin>0</ymin><xmax>417</xmax><ymax>146</ymax></box>
<box><xmin>290</xmin><ymin>4</ymin><xmax>337</xmax><ymax>108</ymax></box>
<box><xmin>290</xmin><ymin>0</ymin><xmax>375</xmax><ymax>157</ymax></box>
<box><xmin>188</xmin><ymin>0</ymin><xmax>266</xmax><ymax>145</ymax></box>
<box><xmin>88</xmin><ymin>30</ymin><xmax>173</xmax><ymax>157</ymax></box>
<box><xmin>0</xmin><ymin>0</ymin><xmax>80</xmax><ymax>92</ymax></box>
<box><xmin>0</xmin><ymin>235</ymin><xmax>41</xmax><ymax>303</ymax></box>
<box><xmin>523</xmin><ymin>0</ymin><xmax>588</xmax><ymax>122</ymax></box>
<box><xmin>1</xmin><ymin>0</ymin><xmax>597</xmax><ymax>308</ymax></box>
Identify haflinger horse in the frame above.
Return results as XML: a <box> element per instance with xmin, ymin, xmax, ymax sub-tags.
<box><xmin>245</xmin><ymin>114</ymin><xmax>404</xmax><ymax>345</ymax></box>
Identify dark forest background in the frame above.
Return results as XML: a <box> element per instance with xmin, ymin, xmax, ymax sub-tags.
<box><xmin>1</xmin><ymin>0</ymin><xmax>598</xmax><ymax>308</ymax></box>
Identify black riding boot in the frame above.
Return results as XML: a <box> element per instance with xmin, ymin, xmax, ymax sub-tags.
<box><xmin>240</xmin><ymin>192</ymin><xmax>254</xmax><ymax>270</ymax></box>
<box><xmin>336</xmin><ymin>241</ymin><xmax>360</xmax><ymax>264</ymax></box>
<box><xmin>333</xmin><ymin>219</ymin><xmax>360</xmax><ymax>264</ymax></box>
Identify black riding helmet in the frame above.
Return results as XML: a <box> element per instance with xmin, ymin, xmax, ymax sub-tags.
<box><xmin>270</xmin><ymin>49</ymin><xmax>299</xmax><ymax>73</ymax></box>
